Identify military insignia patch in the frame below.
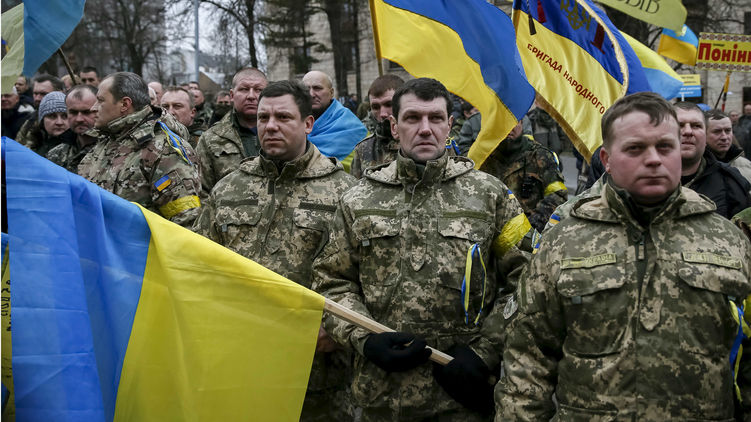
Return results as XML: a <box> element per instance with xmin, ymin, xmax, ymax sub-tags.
<box><xmin>154</xmin><ymin>175</ymin><xmax>172</xmax><ymax>191</ymax></box>
<box><xmin>504</xmin><ymin>295</ymin><xmax>518</xmax><ymax>320</ymax></box>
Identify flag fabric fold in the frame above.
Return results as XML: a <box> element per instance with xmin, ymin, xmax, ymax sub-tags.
<box><xmin>369</xmin><ymin>0</ymin><xmax>535</xmax><ymax>168</ymax></box>
<box><xmin>3</xmin><ymin>137</ymin><xmax>325</xmax><ymax>422</ymax></box>
<box><xmin>1</xmin><ymin>4</ymin><xmax>24</xmax><ymax>94</ymax></box>
<box><xmin>512</xmin><ymin>0</ymin><xmax>650</xmax><ymax>160</ymax></box>
<box><xmin>596</xmin><ymin>0</ymin><xmax>686</xmax><ymax>32</ymax></box>
<box><xmin>308</xmin><ymin>98</ymin><xmax>367</xmax><ymax>161</ymax></box>
<box><xmin>658</xmin><ymin>25</ymin><xmax>699</xmax><ymax>66</ymax></box>
<box><xmin>623</xmin><ymin>32</ymin><xmax>683</xmax><ymax>100</ymax></box>
<box><xmin>22</xmin><ymin>0</ymin><xmax>85</xmax><ymax>77</ymax></box>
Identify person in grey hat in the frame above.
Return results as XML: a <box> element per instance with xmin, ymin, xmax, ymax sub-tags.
<box><xmin>23</xmin><ymin>91</ymin><xmax>75</xmax><ymax>157</ymax></box>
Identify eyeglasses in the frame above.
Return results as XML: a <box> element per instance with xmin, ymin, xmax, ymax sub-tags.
<box><xmin>68</xmin><ymin>109</ymin><xmax>95</xmax><ymax>117</ymax></box>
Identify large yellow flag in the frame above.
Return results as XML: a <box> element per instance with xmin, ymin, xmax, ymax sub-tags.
<box><xmin>597</xmin><ymin>0</ymin><xmax>686</xmax><ymax>32</ymax></box>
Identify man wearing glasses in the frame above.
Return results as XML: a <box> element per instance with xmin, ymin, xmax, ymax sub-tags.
<box><xmin>46</xmin><ymin>84</ymin><xmax>98</xmax><ymax>172</ymax></box>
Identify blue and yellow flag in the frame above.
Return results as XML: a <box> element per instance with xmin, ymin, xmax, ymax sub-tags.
<box><xmin>512</xmin><ymin>0</ymin><xmax>650</xmax><ymax>160</ymax></box>
<box><xmin>658</xmin><ymin>25</ymin><xmax>699</xmax><ymax>66</ymax></box>
<box><xmin>3</xmin><ymin>137</ymin><xmax>324</xmax><ymax>421</ymax></box>
<box><xmin>623</xmin><ymin>32</ymin><xmax>683</xmax><ymax>100</ymax></box>
<box><xmin>369</xmin><ymin>0</ymin><xmax>535</xmax><ymax>168</ymax></box>
<box><xmin>597</xmin><ymin>0</ymin><xmax>686</xmax><ymax>32</ymax></box>
<box><xmin>0</xmin><ymin>0</ymin><xmax>84</xmax><ymax>94</ymax></box>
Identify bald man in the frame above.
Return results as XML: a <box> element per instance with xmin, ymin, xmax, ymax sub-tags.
<box><xmin>302</xmin><ymin>70</ymin><xmax>366</xmax><ymax>169</ymax></box>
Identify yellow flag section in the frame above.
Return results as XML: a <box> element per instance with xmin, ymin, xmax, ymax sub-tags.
<box><xmin>114</xmin><ymin>206</ymin><xmax>325</xmax><ymax>422</ymax></box>
<box><xmin>370</xmin><ymin>0</ymin><xmax>523</xmax><ymax>168</ymax></box>
<box><xmin>0</xmin><ymin>3</ymin><xmax>24</xmax><ymax>94</ymax></box>
<box><xmin>596</xmin><ymin>0</ymin><xmax>686</xmax><ymax>32</ymax></box>
<box><xmin>1</xmin><ymin>241</ymin><xmax>15</xmax><ymax>422</ymax></box>
<box><xmin>513</xmin><ymin>8</ymin><xmax>625</xmax><ymax>160</ymax></box>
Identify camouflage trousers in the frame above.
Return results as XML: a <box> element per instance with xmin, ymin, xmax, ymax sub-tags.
<box><xmin>300</xmin><ymin>384</ymin><xmax>355</xmax><ymax>422</ymax></box>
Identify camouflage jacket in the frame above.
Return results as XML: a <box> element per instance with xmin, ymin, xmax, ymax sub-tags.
<box><xmin>14</xmin><ymin>112</ymin><xmax>38</xmax><ymax>148</ymax></box>
<box><xmin>196</xmin><ymin>109</ymin><xmax>260</xmax><ymax>194</ymax></box>
<box><xmin>481</xmin><ymin>135</ymin><xmax>567</xmax><ymax>232</ymax></box>
<box><xmin>361</xmin><ymin>112</ymin><xmax>377</xmax><ymax>136</ymax></box>
<box><xmin>349</xmin><ymin>119</ymin><xmax>399</xmax><ymax>179</ymax></box>
<box><xmin>187</xmin><ymin>116</ymin><xmax>208</xmax><ymax>149</ymax></box>
<box><xmin>46</xmin><ymin>135</ymin><xmax>96</xmax><ymax>173</ymax></box>
<box><xmin>77</xmin><ymin>105</ymin><xmax>201</xmax><ymax>228</ymax></box>
<box><xmin>194</xmin><ymin>142</ymin><xmax>355</xmax><ymax>394</ymax></box>
<box><xmin>499</xmin><ymin>183</ymin><xmax>751</xmax><ymax>421</ymax></box>
<box><xmin>312</xmin><ymin>151</ymin><xmax>531</xmax><ymax>418</ymax></box>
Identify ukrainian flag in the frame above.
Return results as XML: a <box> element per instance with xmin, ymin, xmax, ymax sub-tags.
<box><xmin>2</xmin><ymin>137</ymin><xmax>324</xmax><ymax>421</ymax></box>
<box><xmin>623</xmin><ymin>31</ymin><xmax>683</xmax><ymax>100</ymax></box>
<box><xmin>658</xmin><ymin>25</ymin><xmax>699</xmax><ymax>66</ymax></box>
<box><xmin>369</xmin><ymin>0</ymin><xmax>535</xmax><ymax>169</ymax></box>
<box><xmin>512</xmin><ymin>0</ymin><xmax>650</xmax><ymax>160</ymax></box>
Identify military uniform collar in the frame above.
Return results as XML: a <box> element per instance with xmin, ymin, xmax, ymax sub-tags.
<box><xmin>245</xmin><ymin>141</ymin><xmax>340</xmax><ymax>179</ymax></box>
<box><xmin>100</xmin><ymin>105</ymin><xmax>154</xmax><ymax>139</ymax></box>
<box><xmin>396</xmin><ymin>150</ymin><xmax>448</xmax><ymax>185</ymax></box>
<box><xmin>573</xmin><ymin>181</ymin><xmax>716</xmax><ymax>229</ymax></box>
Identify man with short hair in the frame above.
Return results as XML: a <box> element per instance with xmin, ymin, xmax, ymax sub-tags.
<box><xmin>148</xmin><ymin>81</ymin><xmax>164</xmax><ymax>104</ymax></box>
<box><xmin>188</xmin><ymin>81</ymin><xmax>212</xmax><ymax>124</ymax></box>
<box><xmin>195</xmin><ymin>80</ymin><xmax>355</xmax><ymax>421</ymax></box>
<box><xmin>1</xmin><ymin>87</ymin><xmax>33</xmax><ymax>139</ymax></box>
<box><xmin>196</xmin><ymin>67</ymin><xmax>268</xmax><ymax>194</ymax></box>
<box><xmin>161</xmin><ymin>86</ymin><xmax>205</xmax><ymax>148</ymax></box>
<box><xmin>500</xmin><ymin>92</ymin><xmax>751</xmax><ymax>420</ymax></box>
<box><xmin>209</xmin><ymin>90</ymin><xmax>231</xmax><ymax>126</ymax></box>
<box><xmin>313</xmin><ymin>78</ymin><xmax>531</xmax><ymax>421</ymax></box>
<box><xmin>46</xmin><ymin>85</ymin><xmax>99</xmax><ymax>172</ymax></box>
<box><xmin>31</xmin><ymin>74</ymin><xmax>64</xmax><ymax>109</ymax></box>
<box><xmin>705</xmin><ymin>109</ymin><xmax>751</xmax><ymax>182</ymax></box>
<box><xmin>302</xmin><ymin>70</ymin><xmax>366</xmax><ymax>167</ymax></box>
<box><xmin>77</xmin><ymin>72</ymin><xmax>201</xmax><ymax>227</ymax></box>
<box><xmin>675</xmin><ymin>102</ymin><xmax>751</xmax><ymax>219</ymax></box>
<box><xmin>15</xmin><ymin>75</ymin><xmax>32</xmax><ymax>106</ymax></box>
<box><xmin>79</xmin><ymin>66</ymin><xmax>100</xmax><ymax>87</ymax></box>
<box><xmin>349</xmin><ymin>74</ymin><xmax>404</xmax><ymax>178</ymax></box>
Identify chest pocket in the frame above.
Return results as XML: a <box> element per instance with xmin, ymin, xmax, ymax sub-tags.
<box><xmin>292</xmin><ymin>204</ymin><xmax>337</xmax><ymax>259</ymax></box>
<box><xmin>352</xmin><ymin>213</ymin><xmax>401</xmax><ymax>316</ymax></box>
<box><xmin>215</xmin><ymin>202</ymin><xmax>262</xmax><ymax>255</ymax></box>
<box><xmin>557</xmin><ymin>256</ymin><xmax>628</xmax><ymax>357</ymax></box>
<box><xmin>675</xmin><ymin>256</ymin><xmax>747</xmax><ymax>357</ymax></box>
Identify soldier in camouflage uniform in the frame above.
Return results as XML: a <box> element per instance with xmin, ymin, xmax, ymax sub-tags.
<box><xmin>499</xmin><ymin>92</ymin><xmax>751</xmax><ymax>420</ymax></box>
<box><xmin>194</xmin><ymin>81</ymin><xmax>355</xmax><ymax>421</ymax></box>
<box><xmin>481</xmin><ymin>121</ymin><xmax>567</xmax><ymax>232</ymax></box>
<box><xmin>196</xmin><ymin>68</ymin><xmax>267</xmax><ymax>194</ymax></box>
<box><xmin>188</xmin><ymin>81</ymin><xmax>213</xmax><ymax>125</ymax></box>
<box><xmin>350</xmin><ymin>75</ymin><xmax>404</xmax><ymax>179</ymax></box>
<box><xmin>312</xmin><ymin>78</ymin><xmax>531</xmax><ymax>421</ymax></box>
<box><xmin>160</xmin><ymin>86</ymin><xmax>206</xmax><ymax>148</ymax></box>
<box><xmin>46</xmin><ymin>85</ymin><xmax>99</xmax><ymax>172</ymax></box>
<box><xmin>77</xmin><ymin>72</ymin><xmax>201</xmax><ymax>228</ymax></box>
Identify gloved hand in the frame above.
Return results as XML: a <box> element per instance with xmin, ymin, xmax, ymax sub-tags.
<box><xmin>363</xmin><ymin>332</ymin><xmax>432</xmax><ymax>372</ymax></box>
<box><xmin>433</xmin><ymin>343</ymin><xmax>495</xmax><ymax>415</ymax></box>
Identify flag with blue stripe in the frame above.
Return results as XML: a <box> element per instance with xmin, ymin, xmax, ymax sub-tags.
<box><xmin>370</xmin><ymin>0</ymin><xmax>535</xmax><ymax>169</ymax></box>
<box><xmin>3</xmin><ymin>137</ymin><xmax>324</xmax><ymax>421</ymax></box>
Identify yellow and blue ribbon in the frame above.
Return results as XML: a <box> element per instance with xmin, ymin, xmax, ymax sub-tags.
<box><xmin>158</xmin><ymin>121</ymin><xmax>192</xmax><ymax>166</ymax></box>
<box><xmin>461</xmin><ymin>243</ymin><xmax>487</xmax><ymax>326</ymax></box>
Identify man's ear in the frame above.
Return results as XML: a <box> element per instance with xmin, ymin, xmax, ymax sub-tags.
<box><xmin>121</xmin><ymin>96</ymin><xmax>133</xmax><ymax>113</ymax></box>
<box><xmin>600</xmin><ymin>146</ymin><xmax>611</xmax><ymax>173</ymax></box>
<box><xmin>390</xmin><ymin>115</ymin><xmax>399</xmax><ymax>140</ymax></box>
<box><xmin>304</xmin><ymin>115</ymin><xmax>315</xmax><ymax>134</ymax></box>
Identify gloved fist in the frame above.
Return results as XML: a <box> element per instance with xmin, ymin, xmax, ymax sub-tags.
<box><xmin>433</xmin><ymin>343</ymin><xmax>495</xmax><ymax>415</ymax></box>
<box><xmin>363</xmin><ymin>331</ymin><xmax>432</xmax><ymax>372</ymax></box>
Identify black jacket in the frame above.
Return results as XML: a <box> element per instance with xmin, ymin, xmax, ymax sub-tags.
<box><xmin>683</xmin><ymin>151</ymin><xmax>751</xmax><ymax>219</ymax></box>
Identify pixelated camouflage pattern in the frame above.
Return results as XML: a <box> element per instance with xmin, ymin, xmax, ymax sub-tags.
<box><xmin>193</xmin><ymin>142</ymin><xmax>356</xmax><ymax>421</ymax></box>
<box><xmin>77</xmin><ymin>105</ymin><xmax>201</xmax><ymax>228</ymax></box>
<box><xmin>13</xmin><ymin>113</ymin><xmax>38</xmax><ymax>148</ymax></box>
<box><xmin>733</xmin><ymin>207</ymin><xmax>751</xmax><ymax>241</ymax></box>
<box><xmin>498</xmin><ymin>183</ymin><xmax>751</xmax><ymax>421</ymax></box>
<box><xmin>449</xmin><ymin>115</ymin><xmax>466</xmax><ymax>142</ymax></box>
<box><xmin>481</xmin><ymin>135</ymin><xmax>567</xmax><ymax>232</ymax></box>
<box><xmin>361</xmin><ymin>112</ymin><xmax>377</xmax><ymax>135</ymax></box>
<box><xmin>46</xmin><ymin>138</ymin><xmax>96</xmax><ymax>173</ymax></box>
<box><xmin>186</xmin><ymin>116</ymin><xmax>207</xmax><ymax>149</ymax></box>
<box><xmin>544</xmin><ymin>175</ymin><xmax>605</xmax><ymax>232</ymax></box>
<box><xmin>194</xmin><ymin>102</ymin><xmax>213</xmax><ymax>127</ymax></box>
<box><xmin>312</xmin><ymin>151</ymin><xmax>530</xmax><ymax>419</ymax></box>
<box><xmin>195</xmin><ymin>109</ymin><xmax>260</xmax><ymax>194</ymax></box>
<box><xmin>350</xmin><ymin>119</ymin><xmax>399</xmax><ymax>179</ymax></box>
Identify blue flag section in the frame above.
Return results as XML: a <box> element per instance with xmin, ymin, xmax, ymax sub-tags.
<box><xmin>22</xmin><ymin>0</ymin><xmax>85</xmax><ymax>76</ymax></box>
<box><xmin>370</xmin><ymin>0</ymin><xmax>535</xmax><ymax>168</ymax></box>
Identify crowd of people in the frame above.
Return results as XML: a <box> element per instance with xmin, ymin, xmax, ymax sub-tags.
<box><xmin>3</xmin><ymin>65</ymin><xmax>751</xmax><ymax>421</ymax></box>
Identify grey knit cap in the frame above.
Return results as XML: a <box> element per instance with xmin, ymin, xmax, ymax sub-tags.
<box><xmin>38</xmin><ymin>91</ymin><xmax>67</xmax><ymax>122</ymax></box>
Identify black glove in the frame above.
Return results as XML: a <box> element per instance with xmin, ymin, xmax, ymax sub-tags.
<box><xmin>433</xmin><ymin>343</ymin><xmax>495</xmax><ymax>415</ymax></box>
<box><xmin>363</xmin><ymin>332</ymin><xmax>432</xmax><ymax>372</ymax></box>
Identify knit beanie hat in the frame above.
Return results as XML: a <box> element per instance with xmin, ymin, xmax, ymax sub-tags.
<box><xmin>38</xmin><ymin>91</ymin><xmax>67</xmax><ymax>122</ymax></box>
